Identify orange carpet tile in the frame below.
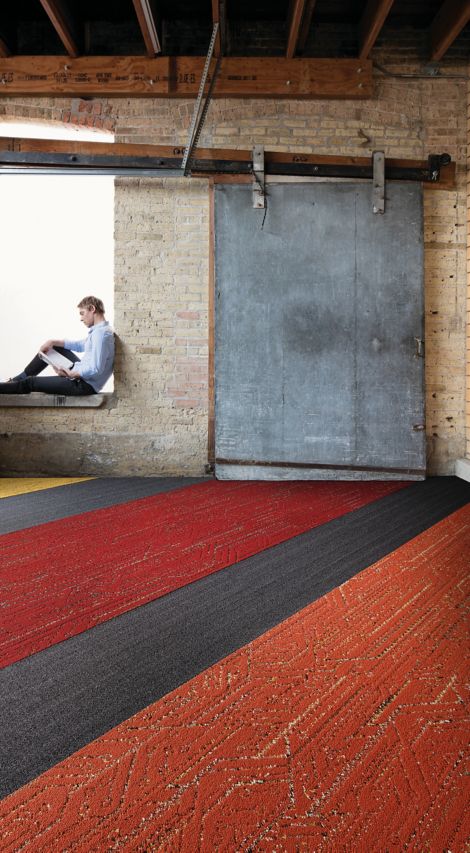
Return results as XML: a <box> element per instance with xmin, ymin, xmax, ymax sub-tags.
<box><xmin>1</xmin><ymin>504</ymin><xmax>469</xmax><ymax>852</ymax></box>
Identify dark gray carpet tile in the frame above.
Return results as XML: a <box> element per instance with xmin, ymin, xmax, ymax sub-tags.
<box><xmin>1</xmin><ymin>476</ymin><xmax>469</xmax><ymax>797</ymax></box>
<box><xmin>0</xmin><ymin>476</ymin><xmax>207</xmax><ymax>534</ymax></box>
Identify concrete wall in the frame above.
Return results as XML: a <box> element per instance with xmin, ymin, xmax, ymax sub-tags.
<box><xmin>0</xmin><ymin>42</ymin><xmax>468</xmax><ymax>477</ymax></box>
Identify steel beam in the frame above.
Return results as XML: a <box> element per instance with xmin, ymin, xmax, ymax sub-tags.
<box><xmin>0</xmin><ymin>149</ymin><xmax>451</xmax><ymax>183</ymax></box>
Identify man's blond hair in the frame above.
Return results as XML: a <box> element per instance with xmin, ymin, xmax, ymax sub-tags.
<box><xmin>77</xmin><ymin>296</ymin><xmax>105</xmax><ymax>314</ymax></box>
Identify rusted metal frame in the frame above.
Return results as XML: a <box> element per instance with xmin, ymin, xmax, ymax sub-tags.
<box><xmin>131</xmin><ymin>0</ymin><xmax>161</xmax><ymax>56</ymax></box>
<box><xmin>286</xmin><ymin>0</ymin><xmax>308</xmax><ymax>58</ymax></box>
<box><xmin>208</xmin><ymin>180</ymin><xmax>216</xmax><ymax>467</ymax></box>
<box><xmin>359</xmin><ymin>0</ymin><xmax>396</xmax><ymax>59</ymax></box>
<box><xmin>0</xmin><ymin>151</ymin><xmax>451</xmax><ymax>183</ymax></box>
<box><xmin>39</xmin><ymin>0</ymin><xmax>81</xmax><ymax>57</ymax></box>
<box><xmin>215</xmin><ymin>458</ymin><xmax>426</xmax><ymax>476</ymax></box>
<box><xmin>181</xmin><ymin>22</ymin><xmax>220</xmax><ymax>175</ymax></box>
<box><xmin>429</xmin><ymin>0</ymin><xmax>470</xmax><ymax>61</ymax></box>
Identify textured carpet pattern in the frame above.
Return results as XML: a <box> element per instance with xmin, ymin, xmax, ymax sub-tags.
<box><xmin>0</xmin><ymin>476</ymin><xmax>206</xmax><ymax>535</ymax></box>
<box><xmin>0</xmin><ymin>477</ymin><xmax>91</xmax><ymax>499</ymax></box>
<box><xmin>2</xmin><ymin>476</ymin><xmax>469</xmax><ymax>798</ymax></box>
<box><xmin>0</xmin><ymin>479</ymin><xmax>404</xmax><ymax>667</ymax></box>
<box><xmin>1</xmin><ymin>503</ymin><xmax>468</xmax><ymax>852</ymax></box>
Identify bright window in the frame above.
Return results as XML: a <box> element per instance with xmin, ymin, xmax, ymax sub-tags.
<box><xmin>0</xmin><ymin>121</ymin><xmax>114</xmax><ymax>389</ymax></box>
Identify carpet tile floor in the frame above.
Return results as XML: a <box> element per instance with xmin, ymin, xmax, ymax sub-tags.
<box><xmin>0</xmin><ymin>475</ymin><xmax>469</xmax><ymax>852</ymax></box>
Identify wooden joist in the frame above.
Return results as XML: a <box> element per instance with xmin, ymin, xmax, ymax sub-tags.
<box><xmin>286</xmin><ymin>0</ymin><xmax>309</xmax><ymax>59</ymax></box>
<box><xmin>359</xmin><ymin>0</ymin><xmax>396</xmax><ymax>59</ymax></box>
<box><xmin>131</xmin><ymin>0</ymin><xmax>161</xmax><ymax>57</ymax></box>
<box><xmin>211</xmin><ymin>0</ymin><xmax>227</xmax><ymax>56</ymax></box>
<box><xmin>0</xmin><ymin>35</ymin><xmax>11</xmax><ymax>58</ymax></box>
<box><xmin>0</xmin><ymin>56</ymin><xmax>372</xmax><ymax>99</ymax></box>
<box><xmin>0</xmin><ymin>137</ymin><xmax>456</xmax><ymax>189</ymax></box>
<box><xmin>296</xmin><ymin>0</ymin><xmax>318</xmax><ymax>54</ymax></box>
<box><xmin>39</xmin><ymin>0</ymin><xmax>81</xmax><ymax>58</ymax></box>
<box><xmin>429</xmin><ymin>0</ymin><xmax>470</xmax><ymax>61</ymax></box>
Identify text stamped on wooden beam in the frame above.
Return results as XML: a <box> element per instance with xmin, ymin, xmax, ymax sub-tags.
<box><xmin>0</xmin><ymin>56</ymin><xmax>372</xmax><ymax>99</ymax></box>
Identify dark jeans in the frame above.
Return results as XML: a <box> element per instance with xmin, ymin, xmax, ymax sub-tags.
<box><xmin>0</xmin><ymin>347</ymin><xmax>96</xmax><ymax>396</ymax></box>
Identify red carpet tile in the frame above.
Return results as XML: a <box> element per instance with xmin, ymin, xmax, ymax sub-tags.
<box><xmin>0</xmin><ymin>479</ymin><xmax>404</xmax><ymax>667</ymax></box>
<box><xmin>1</xmin><ymin>503</ymin><xmax>468</xmax><ymax>852</ymax></box>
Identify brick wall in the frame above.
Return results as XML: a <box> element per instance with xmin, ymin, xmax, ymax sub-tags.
<box><xmin>0</xmin><ymin>46</ymin><xmax>467</xmax><ymax>476</ymax></box>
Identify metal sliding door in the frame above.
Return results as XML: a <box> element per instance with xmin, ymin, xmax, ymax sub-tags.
<box><xmin>214</xmin><ymin>182</ymin><xmax>425</xmax><ymax>480</ymax></box>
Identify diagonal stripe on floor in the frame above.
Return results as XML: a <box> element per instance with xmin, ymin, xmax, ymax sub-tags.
<box><xmin>0</xmin><ymin>477</ymin><xmax>92</xmax><ymax>499</ymax></box>
<box><xmin>1</xmin><ymin>502</ymin><xmax>468</xmax><ymax>851</ymax></box>
<box><xmin>0</xmin><ymin>478</ymin><xmax>404</xmax><ymax>667</ymax></box>
<box><xmin>0</xmin><ymin>476</ymin><xmax>468</xmax><ymax>799</ymax></box>
<box><xmin>0</xmin><ymin>475</ymin><xmax>206</xmax><ymax>534</ymax></box>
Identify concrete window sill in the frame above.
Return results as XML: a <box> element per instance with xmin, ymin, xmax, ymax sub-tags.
<box><xmin>0</xmin><ymin>393</ymin><xmax>114</xmax><ymax>408</ymax></box>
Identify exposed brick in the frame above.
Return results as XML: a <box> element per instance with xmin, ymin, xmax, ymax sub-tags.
<box><xmin>1</xmin><ymin>49</ymin><xmax>468</xmax><ymax>475</ymax></box>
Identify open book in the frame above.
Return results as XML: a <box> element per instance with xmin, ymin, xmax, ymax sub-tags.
<box><xmin>38</xmin><ymin>348</ymin><xmax>78</xmax><ymax>370</ymax></box>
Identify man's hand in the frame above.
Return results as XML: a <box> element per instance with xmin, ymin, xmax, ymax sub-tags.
<box><xmin>53</xmin><ymin>367</ymin><xmax>80</xmax><ymax>379</ymax></box>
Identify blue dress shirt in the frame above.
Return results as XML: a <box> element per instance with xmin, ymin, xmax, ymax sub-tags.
<box><xmin>64</xmin><ymin>321</ymin><xmax>115</xmax><ymax>392</ymax></box>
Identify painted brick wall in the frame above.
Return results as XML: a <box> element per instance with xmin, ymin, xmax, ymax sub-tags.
<box><xmin>0</xmin><ymin>42</ymin><xmax>467</xmax><ymax>476</ymax></box>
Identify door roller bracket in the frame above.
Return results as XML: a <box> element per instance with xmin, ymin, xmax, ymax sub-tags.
<box><xmin>414</xmin><ymin>337</ymin><xmax>425</xmax><ymax>358</ymax></box>
<box><xmin>252</xmin><ymin>144</ymin><xmax>265</xmax><ymax>209</ymax></box>
<box><xmin>372</xmin><ymin>150</ymin><xmax>385</xmax><ymax>214</ymax></box>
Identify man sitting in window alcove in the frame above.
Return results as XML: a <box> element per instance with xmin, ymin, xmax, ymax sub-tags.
<box><xmin>0</xmin><ymin>296</ymin><xmax>114</xmax><ymax>396</ymax></box>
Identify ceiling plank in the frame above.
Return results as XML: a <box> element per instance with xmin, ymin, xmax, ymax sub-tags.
<box><xmin>296</xmin><ymin>0</ymin><xmax>318</xmax><ymax>54</ymax></box>
<box><xmin>0</xmin><ymin>35</ymin><xmax>12</xmax><ymax>58</ymax></box>
<box><xmin>286</xmin><ymin>0</ymin><xmax>308</xmax><ymax>58</ymax></box>
<box><xmin>39</xmin><ymin>0</ymin><xmax>81</xmax><ymax>57</ymax></box>
<box><xmin>359</xmin><ymin>0</ymin><xmax>396</xmax><ymax>59</ymax></box>
<box><xmin>131</xmin><ymin>0</ymin><xmax>161</xmax><ymax>57</ymax></box>
<box><xmin>429</xmin><ymin>0</ymin><xmax>470</xmax><ymax>60</ymax></box>
<box><xmin>0</xmin><ymin>56</ymin><xmax>372</xmax><ymax>99</ymax></box>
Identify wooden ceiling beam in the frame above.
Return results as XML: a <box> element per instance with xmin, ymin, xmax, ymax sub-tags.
<box><xmin>0</xmin><ymin>56</ymin><xmax>372</xmax><ymax>99</ymax></box>
<box><xmin>359</xmin><ymin>0</ymin><xmax>396</xmax><ymax>59</ymax></box>
<box><xmin>131</xmin><ymin>0</ymin><xmax>161</xmax><ymax>57</ymax></box>
<box><xmin>296</xmin><ymin>0</ymin><xmax>318</xmax><ymax>54</ymax></box>
<box><xmin>286</xmin><ymin>0</ymin><xmax>308</xmax><ymax>58</ymax></box>
<box><xmin>39</xmin><ymin>0</ymin><xmax>81</xmax><ymax>57</ymax></box>
<box><xmin>0</xmin><ymin>35</ymin><xmax>12</xmax><ymax>58</ymax></box>
<box><xmin>212</xmin><ymin>0</ymin><xmax>227</xmax><ymax>55</ymax></box>
<box><xmin>429</xmin><ymin>0</ymin><xmax>470</xmax><ymax>61</ymax></box>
